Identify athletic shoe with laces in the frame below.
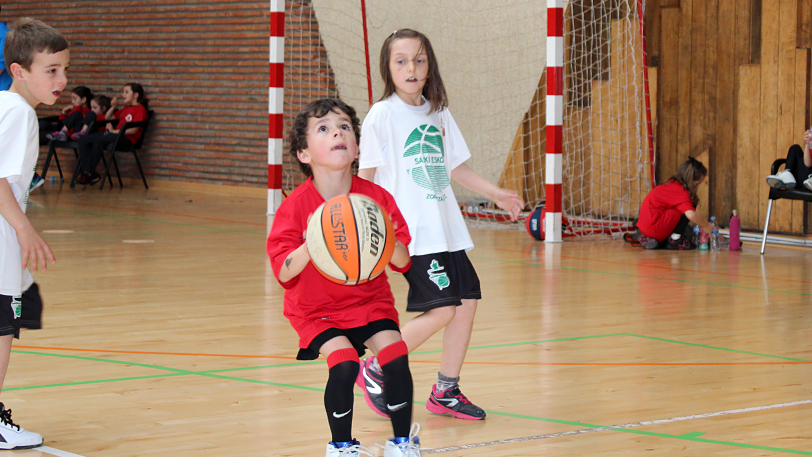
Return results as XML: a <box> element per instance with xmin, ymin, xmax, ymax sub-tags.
<box><xmin>325</xmin><ymin>439</ymin><xmax>376</xmax><ymax>457</ymax></box>
<box><xmin>804</xmin><ymin>175</ymin><xmax>812</xmax><ymax>191</ymax></box>
<box><xmin>638</xmin><ymin>234</ymin><xmax>660</xmax><ymax>250</ymax></box>
<box><xmin>426</xmin><ymin>384</ymin><xmax>486</xmax><ymax>420</ymax></box>
<box><xmin>88</xmin><ymin>172</ymin><xmax>101</xmax><ymax>185</ymax></box>
<box><xmin>381</xmin><ymin>423</ymin><xmax>421</xmax><ymax>457</ymax></box>
<box><xmin>766</xmin><ymin>169</ymin><xmax>796</xmax><ymax>189</ymax></box>
<box><xmin>666</xmin><ymin>235</ymin><xmax>696</xmax><ymax>250</ymax></box>
<box><xmin>45</xmin><ymin>131</ymin><xmax>67</xmax><ymax>141</ymax></box>
<box><xmin>355</xmin><ymin>356</ymin><xmax>389</xmax><ymax>417</ymax></box>
<box><xmin>0</xmin><ymin>403</ymin><xmax>43</xmax><ymax>450</ymax></box>
<box><xmin>70</xmin><ymin>131</ymin><xmax>87</xmax><ymax>141</ymax></box>
<box><xmin>29</xmin><ymin>173</ymin><xmax>44</xmax><ymax>191</ymax></box>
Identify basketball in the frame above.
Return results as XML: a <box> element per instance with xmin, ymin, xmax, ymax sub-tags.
<box><xmin>305</xmin><ymin>194</ymin><xmax>396</xmax><ymax>285</ymax></box>
<box><xmin>526</xmin><ymin>201</ymin><xmax>568</xmax><ymax>241</ymax></box>
<box><xmin>526</xmin><ymin>205</ymin><xmax>545</xmax><ymax>240</ymax></box>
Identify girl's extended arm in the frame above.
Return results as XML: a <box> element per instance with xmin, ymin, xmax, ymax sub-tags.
<box><xmin>684</xmin><ymin>210</ymin><xmax>714</xmax><ymax>234</ymax></box>
<box><xmin>804</xmin><ymin>130</ymin><xmax>812</xmax><ymax>168</ymax></box>
<box><xmin>0</xmin><ymin>179</ymin><xmax>55</xmax><ymax>271</ymax></box>
<box><xmin>277</xmin><ymin>243</ymin><xmax>310</xmax><ymax>283</ymax></box>
<box><xmin>450</xmin><ymin>163</ymin><xmax>524</xmax><ymax>221</ymax></box>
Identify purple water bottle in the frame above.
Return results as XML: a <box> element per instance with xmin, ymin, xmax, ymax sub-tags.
<box><xmin>729</xmin><ymin>209</ymin><xmax>741</xmax><ymax>251</ymax></box>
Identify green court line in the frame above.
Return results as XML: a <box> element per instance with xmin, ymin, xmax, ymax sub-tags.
<box><xmin>9</xmin><ymin>348</ymin><xmax>812</xmax><ymax>454</ymax></box>
<box><xmin>468</xmin><ymin>255</ymin><xmax>812</xmax><ymax>297</ymax></box>
<box><xmin>40</xmin><ymin>206</ymin><xmax>264</xmax><ymax>235</ymax></box>
<box><xmin>622</xmin><ymin>333</ymin><xmax>811</xmax><ymax>362</ymax></box>
<box><xmin>678</xmin><ymin>432</ymin><xmax>707</xmax><ymax>438</ymax></box>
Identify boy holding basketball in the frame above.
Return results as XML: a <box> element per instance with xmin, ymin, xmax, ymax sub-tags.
<box><xmin>267</xmin><ymin>99</ymin><xmax>421</xmax><ymax>457</ymax></box>
<box><xmin>0</xmin><ymin>18</ymin><xmax>67</xmax><ymax>449</ymax></box>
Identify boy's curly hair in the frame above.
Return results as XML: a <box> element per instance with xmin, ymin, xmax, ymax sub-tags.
<box><xmin>289</xmin><ymin>99</ymin><xmax>361</xmax><ymax>177</ymax></box>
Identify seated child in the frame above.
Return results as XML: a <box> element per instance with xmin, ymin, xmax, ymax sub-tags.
<box><xmin>635</xmin><ymin>157</ymin><xmax>715</xmax><ymax>250</ymax></box>
<box><xmin>766</xmin><ymin>129</ymin><xmax>812</xmax><ymax>191</ymax></box>
<box><xmin>70</xmin><ymin>94</ymin><xmax>111</xmax><ymax>140</ymax></box>
<box><xmin>267</xmin><ymin>99</ymin><xmax>422</xmax><ymax>457</ymax></box>
<box><xmin>75</xmin><ymin>83</ymin><xmax>148</xmax><ymax>185</ymax></box>
<box><xmin>41</xmin><ymin>85</ymin><xmax>93</xmax><ymax>142</ymax></box>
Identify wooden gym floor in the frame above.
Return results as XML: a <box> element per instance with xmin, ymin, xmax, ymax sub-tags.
<box><xmin>6</xmin><ymin>182</ymin><xmax>811</xmax><ymax>456</ymax></box>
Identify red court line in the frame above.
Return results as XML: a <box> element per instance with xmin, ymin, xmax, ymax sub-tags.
<box><xmin>62</xmin><ymin>202</ymin><xmax>267</xmax><ymax>227</ymax></box>
<box><xmin>484</xmin><ymin>246</ymin><xmax>812</xmax><ymax>285</ymax></box>
<box><xmin>14</xmin><ymin>346</ymin><xmax>809</xmax><ymax>366</ymax></box>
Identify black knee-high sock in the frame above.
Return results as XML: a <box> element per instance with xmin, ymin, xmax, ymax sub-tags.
<box><xmin>325</xmin><ymin>348</ymin><xmax>359</xmax><ymax>443</ymax></box>
<box><xmin>378</xmin><ymin>341</ymin><xmax>413</xmax><ymax>438</ymax></box>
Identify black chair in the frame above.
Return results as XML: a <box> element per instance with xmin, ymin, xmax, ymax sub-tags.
<box><xmin>39</xmin><ymin>115</ymin><xmax>114</xmax><ymax>187</ymax></box>
<box><xmin>98</xmin><ymin>109</ymin><xmax>153</xmax><ymax>190</ymax></box>
<box><xmin>760</xmin><ymin>158</ymin><xmax>812</xmax><ymax>254</ymax></box>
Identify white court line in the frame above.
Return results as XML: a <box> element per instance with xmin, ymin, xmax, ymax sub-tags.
<box><xmin>36</xmin><ymin>446</ymin><xmax>86</xmax><ymax>457</ymax></box>
<box><xmin>424</xmin><ymin>399</ymin><xmax>812</xmax><ymax>453</ymax></box>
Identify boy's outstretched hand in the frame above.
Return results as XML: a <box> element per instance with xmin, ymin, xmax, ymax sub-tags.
<box><xmin>17</xmin><ymin>225</ymin><xmax>55</xmax><ymax>272</ymax></box>
<box><xmin>492</xmin><ymin>188</ymin><xmax>524</xmax><ymax>222</ymax></box>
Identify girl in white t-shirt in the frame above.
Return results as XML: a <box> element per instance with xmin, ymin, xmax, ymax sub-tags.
<box><xmin>357</xmin><ymin>28</ymin><xmax>523</xmax><ymax>421</ymax></box>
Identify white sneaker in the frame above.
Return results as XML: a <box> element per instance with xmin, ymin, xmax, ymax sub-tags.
<box><xmin>0</xmin><ymin>403</ymin><xmax>43</xmax><ymax>450</ymax></box>
<box><xmin>804</xmin><ymin>175</ymin><xmax>812</xmax><ymax>191</ymax></box>
<box><xmin>766</xmin><ymin>169</ymin><xmax>796</xmax><ymax>189</ymax></box>
<box><xmin>382</xmin><ymin>423</ymin><xmax>421</xmax><ymax>457</ymax></box>
<box><xmin>325</xmin><ymin>439</ymin><xmax>375</xmax><ymax>457</ymax></box>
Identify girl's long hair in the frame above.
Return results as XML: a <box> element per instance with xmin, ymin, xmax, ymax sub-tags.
<box><xmin>126</xmin><ymin>82</ymin><xmax>149</xmax><ymax>109</ymax></box>
<box><xmin>379</xmin><ymin>29</ymin><xmax>448</xmax><ymax>113</ymax></box>
<box><xmin>72</xmin><ymin>86</ymin><xmax>93</xmax><ymax>108</ymax></box>
<box><xmin>668</xmin><ymin>156</ymin><xmax>707</xmax><ymax>207</ymax></box>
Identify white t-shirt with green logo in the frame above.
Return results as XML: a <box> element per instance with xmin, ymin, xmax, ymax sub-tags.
<box><xmin>359</xmin><ymin>94</ymin><xmax>474</xmax><ymax>256</ymax></box>
<box><xmin>0</xmin><ymin>92</ymin><xmax>38</xmax><ymax>297</ymax></box>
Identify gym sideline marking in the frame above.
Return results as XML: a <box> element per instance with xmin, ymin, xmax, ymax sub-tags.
<box><xmin>424</xmin><ymin>399</ymin><xmax>812</xmax><ymax>454</ymax></box>
<box><xmin>36</xmin><ymin>446</ymin><xmax>86</xmax><ymax>457</ymax></box>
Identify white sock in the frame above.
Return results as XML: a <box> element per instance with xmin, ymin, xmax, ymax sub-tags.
<box><xmin>670</xmin><ymin>233</ymin><xmax>681</xmax><ymax>240</ymax></box>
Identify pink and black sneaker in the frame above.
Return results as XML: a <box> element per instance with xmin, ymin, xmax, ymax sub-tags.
<box><xmin>638</xmin><ymin>234</ymin><xmax>660</xmax><ymax>250</ymax></box>
<box><xmin>356</xmin><ymin>357</ymin><xmax>389</xmax><ymax>418</ymax></box>
<box><xmin>426</xmin><ymin>384</ymin><xmax>486</xmax><ymax>420</ymax></box>
<box><xmin>666</xmin><ymin>235</ymin><xmax>696</xmax><ymax>250</ymax></box>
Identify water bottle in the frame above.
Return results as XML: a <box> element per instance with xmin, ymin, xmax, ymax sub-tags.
<box><xmin>693</xmin><ymin>225</ymin><xmax>701</xmax><ymax>246</ymax></box>
<box><xmin>729</xmin><ymin>209</ymin><xmax>741</xmax><ymax>251</ymax></box>
<box><xmin>699</xmin><ymin>227</ymin><xmax>709</xmax><ymax>250</ymax></box>
<box><xmin>711</xmin><ymin>228</ymin><xmax>721</xmax><ymax>251</ymax></box>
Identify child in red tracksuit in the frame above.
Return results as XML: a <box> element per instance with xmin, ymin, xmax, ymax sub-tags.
<box><xmin>636</xmin><ymin>157</ymin><xmax>715</xmax><ymax>250</ymax></box>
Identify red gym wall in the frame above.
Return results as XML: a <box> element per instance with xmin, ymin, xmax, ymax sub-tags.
<box><xmin>1</xmin><ymin>1</ymin><xmax>334</xmax><ymax>188</ymax></box>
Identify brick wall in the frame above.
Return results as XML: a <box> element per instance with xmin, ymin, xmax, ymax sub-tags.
<box><xmin>2</xmin><ymin>0</ymin><xmax>337</xmax><ymax>189</ymax></box>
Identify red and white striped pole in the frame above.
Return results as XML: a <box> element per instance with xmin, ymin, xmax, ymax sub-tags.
<box><xmin>545</xmin><ymin>0</ymin><xmax>563</xmax><ymax>242</ymax></box>
<box><xmin>268</xmin><ymin>0</ymin><xmax>285</xmax><ymax>215</ymax></box>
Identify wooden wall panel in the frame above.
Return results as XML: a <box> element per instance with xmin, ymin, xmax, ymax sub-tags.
<box><xmin>658</xmin><ymin>7</ymin><xmax>681</xmax><ymax>181</ymax></box>
<box><xmin>758</xmin><ymin>0</ymin><xmax>780</xmax><ymax>230</ymax></box>
<box><xmin>689</xmin><ymin>0</ymin><xmax>708</xmax><ymax>157</ymax></box>
<box><xmin>771</xmin><ymin>0</ymin><xmax>798</xmax><ymax>233</ymax></box>
<box><xmin>712</xmin><ymin>0</ymin><xmax>737</xmax><ymax>220</ymax></box>
<box><xmin>736</xmin><ymin>65</ymin><xmax>762</xmax><ymax>228</ymax></box>
<box><xmin>798</xmin><ymin>0</ymin><xmax>812</xmax><ymax>48</ymax></box>
<box><xmin>792</xmin><ymin>49</ymin><xmax>808</xmax><ymax>233</ymax></box>
<box><xmin>677</xmin><ymin>0</ymin><xmax>694</xmax><ymax>160</ymax></box>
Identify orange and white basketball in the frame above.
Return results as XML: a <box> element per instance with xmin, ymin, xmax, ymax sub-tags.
<box><xmin>306</xmin><ymin>194</ymin><xmax>396</xmax><ymax>285</ymax></box>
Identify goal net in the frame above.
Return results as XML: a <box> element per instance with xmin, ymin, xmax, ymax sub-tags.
<box><xmin>280</xmin><ymin>0</ymin><xmax>654</xmax><ymax>239</ymax></box>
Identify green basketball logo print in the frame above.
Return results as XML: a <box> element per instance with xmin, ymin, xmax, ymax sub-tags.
<box><xmin>404</xmin><ymin>124</ymin><xmax>449</xmax><ymax>196</ymax></box>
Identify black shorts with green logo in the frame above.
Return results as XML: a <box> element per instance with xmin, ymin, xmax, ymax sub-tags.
<box><xmin>403</xmin><ymin>250</ymin><xmax>481</xmax><ymax>312</ymax></box>
<box><xmin>0</xmin><ymin>283</ymin><xmax>43</xmax><ymax>339</ymax></box>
